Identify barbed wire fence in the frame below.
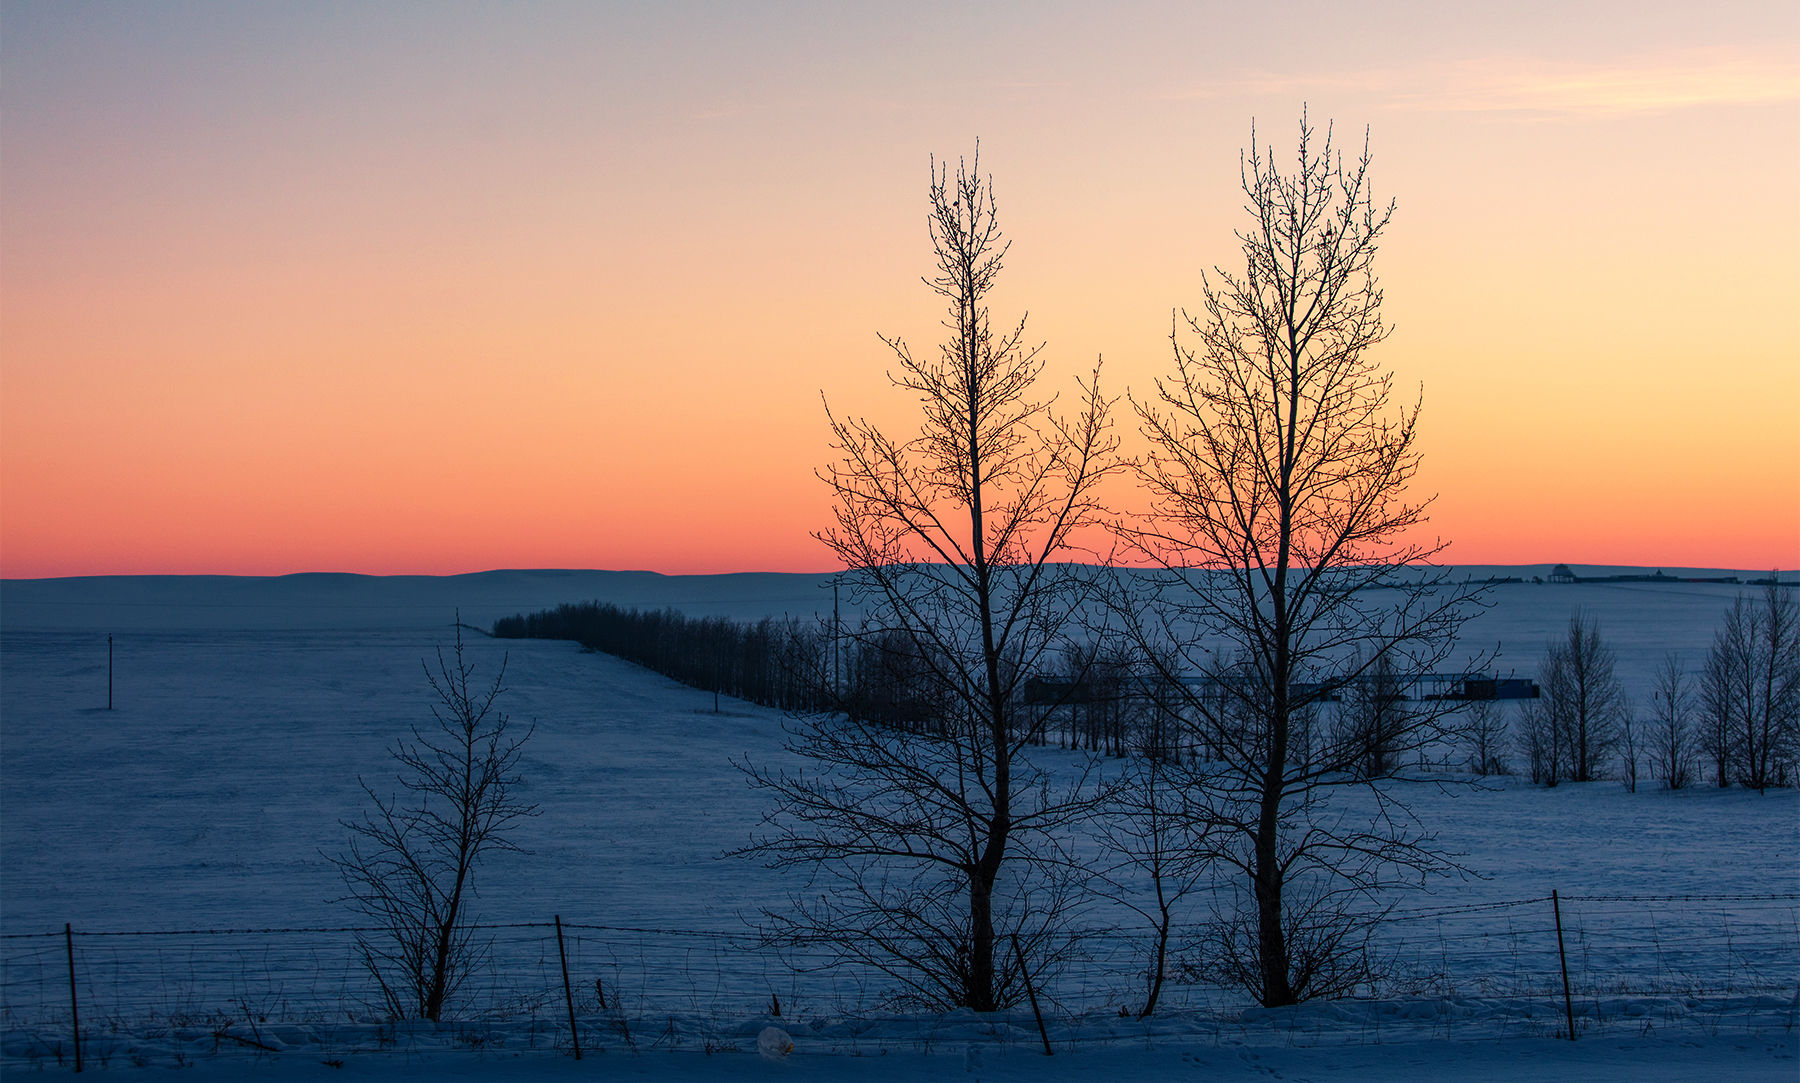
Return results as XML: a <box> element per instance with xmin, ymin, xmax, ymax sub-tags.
<box><xmin>4</xmin><ymin>893</ymin><xmax>1796</xmax><ymax>1069</ymax></box>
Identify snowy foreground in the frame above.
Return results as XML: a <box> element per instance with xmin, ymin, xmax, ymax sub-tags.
<box><xmin>2</xmin><ymin>568</ymin><xmax>1796</xmax><ymax>1078</ymax></box>
<box><xmin>80</xmin><ymin>1031</ymin><xmax>1800</xmax><ymax>1083</ymax></box>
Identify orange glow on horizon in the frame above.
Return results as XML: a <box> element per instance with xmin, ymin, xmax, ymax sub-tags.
<box><xmin>3</xmin><ymin>5</ymin><xmax>1796</xmax><ymax>579</ymax></box>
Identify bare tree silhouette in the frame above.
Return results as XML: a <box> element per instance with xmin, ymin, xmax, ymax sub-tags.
<box><xmin>1649</xmin><ymin>654</ymin><xmax>1694</xmax><ymax>790</ymax></box>
<box><xmin>738</xmin><ymin>148</ymin><xmax>1119</xmax><ymax>1012</ymax></box>
<box><xmin>1538</xmin><ymin>612</ymin><xmax>1626</xmax><ymax>784</ymax></box>
<box><xmin>332</xmin><ymin>623</ymin><xmax>537</xmax><ymax>1021</ymax></box>
<box><xmin>1702</xmin><ymin>581</ymin><xmax>1800</xmax><ymax>790</ymax></box>
<box><xmin>1458</xmin><ymin>697</ymin><xmax>1509</xmax><ymax>777</ymax></box>
<box><xmin>1118</xmin><ymin>113</ymin><xmax>1482</xmax><ymax>1007</ymax></box>
<box><xmin>1094</xmin><ymin>754</ymin><xmax>1211</xmax><ymax>1017</ymax></box>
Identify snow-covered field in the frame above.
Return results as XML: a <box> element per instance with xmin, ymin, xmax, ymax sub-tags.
<box><xmin>2</xmin><ymin>567</ymin><xmax>1795</xmax><ymax>1079</ymax></box>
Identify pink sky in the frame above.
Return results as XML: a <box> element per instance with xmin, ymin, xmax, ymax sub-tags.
<box><xmin>3</xmin><ymin>2</ymin><xmax>1796</xmax><ymax>577</ymax></box>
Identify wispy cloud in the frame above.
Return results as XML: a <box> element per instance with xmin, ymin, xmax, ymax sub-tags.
<box><xmin>1164</xmin><ymin>47</ymin><xmax>1799</xmax><ymax>121</ymax></box>
<box><xmin>1397</xmin><ymin>50</ymin><xmax>1800</xmax><ymax>118</ymax></box>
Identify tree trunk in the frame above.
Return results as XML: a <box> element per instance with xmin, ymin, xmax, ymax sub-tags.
<box><xmin>1255</xmin><ymin>693</ymin><xmax>1294</xmax><ymax>1006</ymax></box>
<box><xmin>967</xmin><ymin>693</ymin><xmax>1011</xmax><ymax>1010</ymax></box>
<box><xmin>967</xmin><ymin>862</ymin><xmax>998</xmax><ymax>1011</ymax></box>
<box><xmin>424</xmin><ymin>866</ymin><xmax>468</xmax><ymax>1021</ymax></box>
<box><xmin>1141</xmin><ymin>917</ymin><xmax>1170</xmax><ymax>1018</ymax></box>
<box><xmin>1254</xmin><ymin>833</ymin><xmax>1293</xmax><ymax>1006</ymax></box>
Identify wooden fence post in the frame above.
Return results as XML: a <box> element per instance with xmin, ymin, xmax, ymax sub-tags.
<box><xmin>1552</xmin><ymin>890</ymin><xmax>1575</xmax><ymax>1040</ymax></box>
<box><xmin>554</xmin><ymin>916</ymin><xmax>581</xmax><ymax>1059</ymax></box>
<box><xmin>1010</xmin><ymin>934</ymin><xmax>1052</xmax><ymax>1056</ymax></box>
<box><xmin>65</xmin><ymin>923</ymin><xmax>83</xmax><ymax>1072</ymax></box>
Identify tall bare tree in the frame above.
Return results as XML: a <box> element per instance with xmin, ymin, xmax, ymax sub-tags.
<box><xmin>1120</xmin><ymin>113</ymin><xmax>1481</xmax><ymax>1007</ymax></box>
<box><xmin>1459</xmin><ymin>697</ymin><xmax>1509</xmax><ymax>777</ymax></box>
<box><xmin>333</xmin><ymin>624</ymin><xmax>537</xmax><ymax>1021</ymax></box>
<box><xmin>1702</xmin><ymin>582</ymin><xmax>1800</xmax><ymax>791</ymax></box>
<box><xmin>1744</xmin><ymin>581</ymin><xmax>1800</xmax><ymax>789</ymax></box>
<box><xmin>1701</xmin><ymin>605</ymin><xmax>1749</xmax><ymax>787</ymax></box>
<box><xmin>1333</xmin><ymin>654</ymin><xmax>1412</xmax><ymax>781</ymax></box>
<box><xmin>1517</xmin><ymin>695</ymin><xmax>1559</xmax><ymax>785</ymax></box>
<box><xmin>1619</xmin><ymin>703</ymin><xmax>1641</xmax><ymax>793</ymax></box>
<box><xmin>739</xmin><ymin>149</ymin><xmax>1118</xmax><ymax>1012</ymax></box>
<box><xmin>1538</xmin><ymin>612</ymin><xmax>1626</xmax><ymax>784</ymax></box>
<box><xmin>1650</xmin><ymin>654</ymin><xmax>1693</xmax><ymax>790</ymax></box>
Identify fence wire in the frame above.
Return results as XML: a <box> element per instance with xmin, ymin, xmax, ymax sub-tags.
<box><xmin>3</xmin><ymin>893</ymin><xmax>1796</xmax><ymax>1068</ymax></box>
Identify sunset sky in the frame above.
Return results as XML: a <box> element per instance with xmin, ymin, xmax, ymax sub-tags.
<box><xmin>3</xmin><ymin>1</ymin><xmax>1796</xmax><ymax>578</ymax></box>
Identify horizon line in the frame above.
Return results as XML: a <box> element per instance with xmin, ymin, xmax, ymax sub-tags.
<box><xmin>2</xmin><ymin>560</ymin><xmax>1789</xmax><ymax>585</ymax></box>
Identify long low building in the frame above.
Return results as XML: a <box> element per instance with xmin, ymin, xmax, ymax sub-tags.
<box><xmin>1023</xmin><ymin>671</ymin><xmax>1540</xmax><ymax>707</ymax></box>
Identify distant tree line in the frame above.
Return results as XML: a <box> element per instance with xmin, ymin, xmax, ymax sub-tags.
<box><xmin>492</xmin><ymin>603</ymin><xmax>833</xmax><ymax>713</ymax></box>
<box><xmin>497</xmin><ymin>580</ymin><xmax>1800</xmax><ymax>798</ymax></box>
<box><xmin>1509</xmin><ymin>580</ymin><xmax>1799</xmax><ymax>792</ymax></box>
<box><xmin>491</xmin><ymin>601</ymin><xmax>1181</xmax><ymax>749</ymax></box>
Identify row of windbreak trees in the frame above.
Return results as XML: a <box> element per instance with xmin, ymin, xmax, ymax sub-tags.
<box><xmin>493</xmin><ymin>594</ymin><xmax>1503</xmax><ymax>772</ymax></box>
<box><xmin>494</xmin><ymin>588</ymin><xmax>1800</xmax><ymax>795</ymax></box>
<box><xmin>492</xmin><ymin>603</ymin><xmax>833</xmax><ymax>714</ymax></box>
<box><xmin>491</xmin><ymin>598</ymin><xmax>1186</xmax><ymax>755</ymax></box>
<box><xmin>489</xmin><ymin>602</ymin><xmax>1072</xmax><ymax>740</ymax></box>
